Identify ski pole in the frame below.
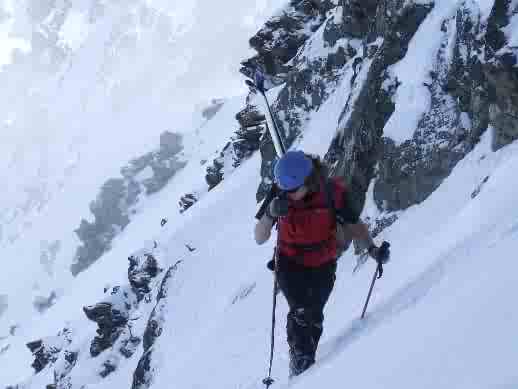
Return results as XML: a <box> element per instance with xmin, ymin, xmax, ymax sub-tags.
<box><xmin>360</xmin><ymin>242</ymin><xmax>389</xmax><ymax>319</ymax></box>
<box><xmin>360</xmin><ymin>262</ymin><xmax>382</xmax><ymax>319</ymax></box>
<box><xmin>263</xmin><ymin>247</ymin><xmax>279</xmax><ymax>389</ymax></box>
<box><xmin>246</xmin><ymin>68</ymin><xmax>286</xmax><ymax>388</ymax></box>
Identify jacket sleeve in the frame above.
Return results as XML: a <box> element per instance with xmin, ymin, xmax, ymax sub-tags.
<box><xmin>334</xmin><ymin>180</ymin><xmax>360</xmax><ymax>225</ymax></box>
<box><xmin>254</xmin><ymin>214</ymin><xmax>275</xmax><ymax>245</ymax></box>
<box><xmin>334</xmin><ymin>179</ymin><xmax>374</xmax><ymax>252</ymax></box>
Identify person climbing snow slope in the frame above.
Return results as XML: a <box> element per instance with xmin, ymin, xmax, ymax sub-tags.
<box><xmin>255</xmin><ymin>150</ymin><xmax>390</xmax><ymax>377</ymax></box>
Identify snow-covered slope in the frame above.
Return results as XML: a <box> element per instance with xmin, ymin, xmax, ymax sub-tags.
<box><xmin>0</xmin><ymin>0</ymin><xmax>281</xmax><ymax>329</ymax></box>
<box><xmin>5</xmin><ymin>93</ymin><xmax>517</xmax><ymax>388</ymax></box>
<box><xmin>1</xmin><ymin>0</ymin><xmax>518</xmax><ymax>388</ymax></box>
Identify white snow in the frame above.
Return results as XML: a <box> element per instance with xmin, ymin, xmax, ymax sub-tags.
<box><xmin>475</xmin><ymin>0</ymin><xmax>495</xmax><ymax>21</ymax></box>
<box><xmin>383</xmin><ymin>0</ymin><xmax>460</xmax><ymax>145</ymax></box>
<box><xmin>0</xmin><ymin>7</ymin><xmax>30</xmax><ymax>67</ymax></box>
<box><xmin>58</xmin><ymin>10</ymin><xmax>90</xmax><ymax>51</ymax></box>
<box><xmin>503</xmin><ymin>11</ymin><xmax>518</xmax><ymax>48</ymax></box>
<box><xmin>2</xmin><ymin>1</ymin><xmax>518</xmax><ymax>389</ymax></box>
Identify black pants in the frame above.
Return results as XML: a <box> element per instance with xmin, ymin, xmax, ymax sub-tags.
<box><xmin>276</xmin><ymin>260</ymin><xmax>336</xmax><ymax>376</ymax></box>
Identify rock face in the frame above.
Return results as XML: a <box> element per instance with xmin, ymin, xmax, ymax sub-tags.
<box><xmin>11</xmin><ymin>1</ymin><xmax>518</xmax><ymax>388</ymax></box>
<box><xmin>71</xmin><ymin>131</ymin><xmax>185</xmax><ymax>275</ymax></box>
<box><xmin>205</xmin><ymin>142</ymin><xmax>233</xmax><ymax>190</ymax></box>
<box><xmin>178</xmin><ymin>193</ymin><xmax>198</xmax><ymax>213</ymax></box>
<box><xmin>82</xmin><ymin>253</ymin><xmax>161</xmax><ymax>361</ymax></box>
<box><xmin>372</xmin><ymin>1</ymin><xmax>485</xmax><ymax>212</ymax></box>
<box><xmin>132</xmin><ymin>261</ymin><xmax>181</xmax><ymax>389</ymax></box>
<box><xmin>233</xmin><ymin>105</ymin><xmax>265</xmax><ymax>167</ymax></box>
<box><xmin>83</xmin><ymin>288</ymin><xmax>133</xmax><ymax>357</ymax></box>
<box><xmin>26</xmin><ymin>328</ymin><xmax>73</xmax><ymax>373</ymax></box>
<box><xmin>248</xmin><ymin>0</ymin><xmax>518</xmax><ymax>223</ymax></box>
<box><xmin>331</xmin><ymin>0</ymin><xmax>435</xmax><ymax>213</ymax></box>
<box><xmin>244</xmin><ymin>1</ymin><xmax>364</xmax><ymax>201</ymax></box>
<box><xmin>485</xmin><ymin>0</ymin><xmax>518</xmax><ymax>150</ymax></box>
<box><xmin>17</xmin><ymin>250</ymin><xmax>165</xmax><ymax>389</ymax></box>
<box><xmin>242</xmin><ymin>0</ymin><xmax>336</xmax><ymax>83</ymax></box>
<box><xmin>128</xmin><ymin>254</ymin><xmax>160</xmax><ymax>301</ymax></box>
<box><xmin>204</xmin><ymin>106</ymin><xmax>265</xmax><ymax>191</ymax></box>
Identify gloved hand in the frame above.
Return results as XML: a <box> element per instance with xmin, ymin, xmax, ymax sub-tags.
<box><xmin>368</xmin><ymin>241</ymin><xmax>390</xmax><ymax>264</ymax></box>
<box><xmin>266</xmin><ymin>196</ymin><xmax>289</xmax><ymax>219</ymax></box>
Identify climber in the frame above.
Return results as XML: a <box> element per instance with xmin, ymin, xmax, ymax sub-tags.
<box><xmin>254</xmin><ymin>150</ymin><xmax>390</xmax><ymax>377</ymax></box>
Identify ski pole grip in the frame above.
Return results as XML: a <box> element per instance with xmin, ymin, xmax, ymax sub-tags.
<box><xmin>380</xmin><ymin>241</ymin><xmax>390</xmax><ymax>250</ymax></box>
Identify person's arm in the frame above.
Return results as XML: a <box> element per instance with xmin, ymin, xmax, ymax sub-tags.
<box><xmin>344</xmin><ymin>222</ymin><xmax>374</xmax><ymax>252</ymax></box>
<box><xmin>336</xmin><ymin>188</ymin><xmax>374</xmax><ymax>251</ymax></box>
<box><xmin>336</xmin><ymin>189</ymin><xmax>390</xmax><ymax>262</ymax></box>
<box><xmin>254</xmin><ymin>214</ymin><xmax>275</xmax><ymax>245</ymax></box>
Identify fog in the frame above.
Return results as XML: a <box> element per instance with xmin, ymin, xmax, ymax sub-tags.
<box><xmin>0</xmin><ymin>0</ymin><xmax>281</xmax><ymax>249</ymax></box>
<box><xmin>0</xmin><ymin>0</ymin><xmax>282</xmax><ymax>319</ymax></box>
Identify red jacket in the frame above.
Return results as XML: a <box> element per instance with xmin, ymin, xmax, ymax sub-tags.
<box><xmin>278</xmin><ymin>177</ymin><xmax>346</xmax><ymax>267</ymax></box>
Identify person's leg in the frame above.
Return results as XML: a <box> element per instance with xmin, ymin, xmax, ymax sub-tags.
<box><xmin>306</xmin><ymin>261</ymin><xmax>337</xmax><ymax>361</ymax></box>
<box><xmin>276</xmin><ymin>268</ymin><xmax>315</xmax><ymax>377</ymax></box>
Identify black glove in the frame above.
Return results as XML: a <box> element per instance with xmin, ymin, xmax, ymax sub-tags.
<box><xmin>368</xmin><ymin>241</ymin><xmax>390</xmax><ymax>264</ymax></box>
<box><xmin>266</xmin><ymin>196</ymin><xmax>289</xmax><ymax>219</ymax></box>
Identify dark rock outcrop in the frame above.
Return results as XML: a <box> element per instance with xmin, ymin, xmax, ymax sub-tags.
<box><xmin>327</xmin><ymin>1</ymin><xmax>434</xmax><ymax>213</ymax></box>
<box><xmin>71</xmin><ymin>131</ymin><xmax>186</xmax><ymax>275</ymax></box>
<box><xmin>26</xmin><ymin>328</ymin><xmax>73</xmax><ymax>373</ymax></box>
<box><xmin>249</xmin><ymin>0</ymin><xmax>515</xmax><ymax>230</ymax></box>
<box><xmin>178</xmin><ymin>193</ymin><xmax>198</xmax><ymax>213</ymax></box>
<box><xmin>247</xmin><ymin>3</ymin><xmax>363</xmax><ymax>200</ymax></box>
<box><xmin>484</xmin><ymin>0</ymin><xmax>518</xmax><ymax>150</ymax></box>
<box><xmin>232</xmin><ymin>105</ymin><xmax>265</xmax><ymax>167</ymax></box>
<box><xmin>128</xmin><ymin>254</ymin><xmax>161</xmax><ymax>302</ymax></box>
<box><xmin>132</xmin><ymin>261</ymin><xmax>181</xmax><ymax>389</ymax></box>
<box><xmin>26</xmin><ymin>339</ymin><xmax>58</xmax><ymax>373</ymax></box>
<box><xmin>205</xmin><ymin>143</ymin><xmax>232</xmax><ymax>190</ymax></box>
<box><xmin>340</xmin><ymin>0</ymin><xmax>379</xmax><ymax>39</ymax></box>
<box><xmin>83</xmin><ymin>287</ymin><xmax>133</xmax><ymax>357</ymax></box>
<box><xmin>52</xmin><ymin>349</ymin><xmax>78</xmax><ymax>388</ymax></box>
<box><xmin>204</xmin><ymin>105</ymin><xmax>266</xmax><ymax>192</ymax></box>
<box><xmin>373</xmin><ymin>1</ymin><xmax>486</xmax><ymax>211</ymax></box>
<box><xmin>242</xmin><ymin>0</ymin><xmax>335</xmax><ymax>82</ymax></box>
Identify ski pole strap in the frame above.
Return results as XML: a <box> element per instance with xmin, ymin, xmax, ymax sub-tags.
<box><xmin>377</xmin><ymin>262</ymin><xmax>383</xmax><ymax>279</ymax></box>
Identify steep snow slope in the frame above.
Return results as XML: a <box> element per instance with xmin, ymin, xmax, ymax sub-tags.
<box><xmin>4</xmin><ymin>71</ymin><xmax>517</xmax><ymax>389</ymax></box>
<box><xmin>2</xmin><ymin>0</ymin><xmax>518</xmax><ymax>388</ymax></box>
<box><xmin>147</xmin><ymin>89</ymin><xmax>518</xmax><ymax>389</ymax></box>
<box><xmin>0</xmin><ymin>0</ymin><xmax>282</xmax><ymax>331</ymax></box>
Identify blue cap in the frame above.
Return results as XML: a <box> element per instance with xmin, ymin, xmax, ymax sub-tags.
<box><xmin>273</xmin><ymin>151</ymin><xmax>313</xmax><ymax>190</ymax></box>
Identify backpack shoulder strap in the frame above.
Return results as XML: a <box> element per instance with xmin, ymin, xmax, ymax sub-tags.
<box><xmin>323</xmin><ymin>178</ymin><xmax>337</xmax><ymax>222</ymax></box>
